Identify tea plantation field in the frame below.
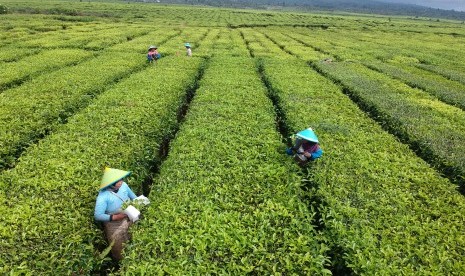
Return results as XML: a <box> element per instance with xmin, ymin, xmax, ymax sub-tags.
<box><xmin>1</xmin><ymin>0</ymin><xmax>465</xmax><ymax>274</ymax></box>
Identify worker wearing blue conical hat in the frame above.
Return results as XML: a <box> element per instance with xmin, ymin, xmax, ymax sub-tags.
<box><xmin>185</xmin><ymin>42</ymin><xmax>192</xmax><ymax>57</ymax></box>
<box><xmin>286</xmin><ymin>127</ymin><xmax>323</xmax><ymax>166</ymax></box>
<box><xmin>94</xmin><ymin>167</ymin><xmax>137</xmax><ymax>261</ymax></box>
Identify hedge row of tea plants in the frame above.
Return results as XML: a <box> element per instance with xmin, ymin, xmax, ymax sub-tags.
<box><xmin>0</xmin><ymin>14</ymin><xmax>77</xmax><ymax>47</ymax></box>
<box><xmin>277</xmin><ymin>27</ymin><xmax>465</xmax><ymax>114</ymax></box>
<box><xmin>120</xmin><ymin>54</ymin><xmax>330</xmax><ymax>274</ymax></box>
<box><xmin>0</xmin><ymin>45</ymin><xmax>41</xmax><ymax>62</ymax></box>
<box><xmin>240</xmin><ymin>27</ymin><xmax>465</xmax><ymax>273</ymax></box>
<box><xmin>295</xmin><ymin>27</ymin><xmax>404</xmax><ymax>61</ymax></box>
<box><xmin>0</xmin><ymin>24</ymin><xmax>215</xmax><ymax>171</ymax></box>
<box><xmin>360</xmin><ymin>31</ymin><xmax>465</xmax><ymax>70</ymax></box>
<box><xmin>273</xmin><ymin>27</ymin><xmax>465</xmax><ymax>94</ymax></box>
<box><xmin>2</xmin><ymin>21</ymin><xmax>103</xmax><ymax>46</ymax></box>
<box><xmin>3</xmin><ymin>0</ymin><xmax>332</xmax><ymax>28</ymax></box>
<box><xmin>267</xmin><ymin>25</ymin><xmax>465</xmax><ymax>186</ymax></box>
<box><xmin>107</xmin><ymin>28</ymin><xmax>181</xmax><ymax>53</ymax></box>
<box><xmin>280</xmin><ymin>29</ymin><xmax>343</xmax><ymax>60</ymax></box>
<box><xmin>287</xmin><ymin>28</ymin><xmax>412</xmax><ymax>62</ymax></box>
<box><xmin>16</xmin><ymin>23</ymin><xmax>150</xmax><ymax>50</ymax></box>
<box><xmin>156</xmin><ymin>27</ymin><xmax>211</xmax><ymax>57</ymax></box>
<box><xmin>364</xmin><ymin>60</ymin><xmax>465</xmax><ymax>111</ymax></box>
<box><xmin>285</xmin><ymin>27</ymin><xmax>465</xmax><ymax>91</ymax></box>
<box><xmin>0</xmin><ymin>48</ymin><xmax>93</xmax><ymax>91</ymax></box>
<box><xmin>106</xmin><ymin>26</ymin><xmax>212</xmax><ymax>59</ymax></box>
<box><xmin>259</xmin><ymin>56</ymin><xmax>465</xmax><ymax>274</ymax></box>
<box><xmin>257</xmin><ymin>27</ymin><xmax>328</xmax><ymax>62</ymax></box>
<box><xmin>313</xmin><ymin>61</ymin><xmax>465</xmax><ymax>187</ymax></box>
<box><xmin>239</xmin><ymin>28</ymin><xmax>283</xmax><ymax>58</ymax></box>
<box><xmin>416</xmin><ymin>63</ymin><xmax>465</xmax><ymax>86</ymax></box>
<box><xmin>0</xmin><ymin>50</ymin><xmax>146</xmax><ymax>170</ymax></box>
<box><xmin>287</xmin><ymin>27</ymin><xmax>436</xmax><ymax>65</ymax></box>
<box><xmin>193</xmin><ymin>28</ymin><xmax>221</xmax><ymax>58</ymax></box>
<box><xmin>0</xmin><ymin>56</ymin><xmax>205</xmax><ymax>274</ymax></box>
<box><xmin>0</xmin><ymin>27</ymin><xmax>192</xmax><ymax>171</ymax></box>
<box><xmin>5</xmin><ymin>0</ymin><xmax>465</xmax><ymax>31</ymax></box>
<box><xmin>284</xmin><ymin>27</ymin><xmax>465</xmax><ymax>111</ymax></box>
<box><xmin>227</xmin><ymin>29</ymin><xmax>251</xmax><ymax>57</ymax></box>
<box><xmin>290</xmin><ymin>26</ymin><xmax>465</xmax><ymax>69</ymax></box>
<box><xmin>80</xmin><ymin>26</ymin><xmax>151</xmax><ymax>51</ymax></box>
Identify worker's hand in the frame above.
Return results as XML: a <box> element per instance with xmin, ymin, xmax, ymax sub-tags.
<box><xmin>285</xmin><ymin>148</ymin><xmax>294</xmax><ymax>155</ymax></box>
<box><xmin>112</xmin><ymin>213</ymin><xmax>128</xmax><ymax>221</ymax></box>
<box><xmin>304</xmin><ymin>152</ymin><xmax>311</xmax><ymax>158</ymax></box>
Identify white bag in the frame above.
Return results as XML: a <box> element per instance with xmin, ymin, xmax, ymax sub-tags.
<box><xmin>124</xmin><ymin>205</ymin><xmax>141</xmax><ymax>222</ymax></box>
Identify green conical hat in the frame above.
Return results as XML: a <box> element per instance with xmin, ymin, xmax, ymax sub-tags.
<box><xmin>99</xmin><ymin>167</ymin><xmax>131</xmax><ymax>190</ymax></box>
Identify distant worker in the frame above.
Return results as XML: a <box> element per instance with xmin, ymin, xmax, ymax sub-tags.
<box><xmin>286</xmin><ymin>127</ymin><xmax>323</xmax><ymax>166</ymax></box>
<box><xmin>185</xmin><ymin>43</ymin><xmax>192</xmax><ymax>57</ymax></box>
<box><xmin>147</xmin><ymin>45</ymin><xmax>161</xmax><ymax>63</ymax></box>
<box><xmin>94</xmin><ymin>167</ymin><xmax>137</xmax><ymax>261</ymax></box>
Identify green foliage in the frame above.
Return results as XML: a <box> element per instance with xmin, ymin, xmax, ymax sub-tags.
<box><xmin>0</xmin><ymin>49</ymin><xmax>93</xmax><ymax>91</ymax></box>
<box><xmin>120</xmin><ymin>31</ymin><xmax>330</xmax><ymax>274</ymax></box>
<box><xmin>241</xmin><ymin>22</ymin><xmax>465</xmax><ymax>273</ymax></box>
<box><xmin>388</xmin><ymin>55</ymin><xmax>420</xmax><ymax>63</ymax></box>
<box><xmin>16</xmin><ymin>23</ymin><xmax>150</xmax><ymax>49</ymax></box>
<box><xmin>315</xmin><ymin>61</ymin><xmax>465</xmax><ymax>186</ymax></box>
<box><xmin>416</xmin><ymin>64</ymin><xmax>465</xmax><ymax>86</ymax></box>
<box><xmin>1</xmin><ymin>1</ymin><xmax>465</xmax><ymax>274</ymax></box>
<box><xmin>0</xmin><ymin>4</ymin><xmax>8</xmax><ymax>14</ymax></box>
<box><xmin>0</xmin><ymin>51</ymin><xmax>145</xmax><ymax>170</ymax></box>
<box><xmin>0</xmin><ymin>56</ymin><xmax>204</xmax><ymax>274</ymax></box>
<box><xmin>258</xmin><ymin>56</ymin><xmax>465</xmax><ymax>274</ymax></box>
<box><xmin>365</xmin><ymin>60</ymin><xmax>465</xmax><ymax>110</ymax></box>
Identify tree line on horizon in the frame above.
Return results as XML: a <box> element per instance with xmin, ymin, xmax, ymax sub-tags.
<box><xmin>132</xmin><ymin>0</ymin><xmax>465</xmax><ymax>21</ymax></box>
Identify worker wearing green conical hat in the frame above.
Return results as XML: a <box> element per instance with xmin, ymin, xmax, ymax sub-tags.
<box><xmin>94</xmin><ymin>167</ymin><xmax>137</xmax><ymax>261</ymax></box>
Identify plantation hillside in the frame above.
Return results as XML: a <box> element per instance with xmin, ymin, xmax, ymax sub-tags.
<box><xmin>147</xmin><ymin>0</ymin><xmax>465</xmax><ymax>21</ymax></box>
<box><xmin>1</xmin><ymin>0</ymin><xmax>465</xmax><ymax>274</ymax></box>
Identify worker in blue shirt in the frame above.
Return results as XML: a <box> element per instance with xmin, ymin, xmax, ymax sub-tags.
<box><xmin>286</xmin><ymin>127</ymin><xmax>323</xmax><ymax>166</ymax></box>
<box><xmin>94</xmin><ymin>167</ymin><xmax>137</xmax><ymax>261</ymax></box>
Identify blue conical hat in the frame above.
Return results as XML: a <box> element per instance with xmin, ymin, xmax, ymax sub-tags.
<box><xmin>296</xmin><ymin>128</ymin><xmax>319</xmax><ymax>143</ymax></box>
<box><xmin>99</xmin><ymin>167</ymin><xmax>131</xmax><ymax>190</ymax></box>
<box><xmin>184</xmin><ymin>43</ymin><xmax>191</xmax><ymax>47</ymax></box>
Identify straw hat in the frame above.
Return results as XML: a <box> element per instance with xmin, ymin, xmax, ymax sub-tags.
<box><xmin>148</xmin><ymin>45</ymin><xmax>157</xmax><ymax>50</ymax></box>
<box><xmin>99</xmin><ymin>167</ymin><xmax>131</xmax><ymax>190</ymax></box>
<box><xmin>296</xmin><ymin>128</ymin><xmax>319</xmax><ymax>143</ymax></box>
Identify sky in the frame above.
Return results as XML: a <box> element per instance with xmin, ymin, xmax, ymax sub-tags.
<box><xmin>381</xmin><ymin>0</ymin><xmax>465</xmax><ymax>11</ymax></box>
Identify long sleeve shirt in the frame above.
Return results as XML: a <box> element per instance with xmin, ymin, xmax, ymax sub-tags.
<box><xmin>94</xmin><ymin>182</ymin><xmax>137</xmax><ymax>222</ymax></box>
<box><xmin>308</xmin><ymin>147</ymin><xmax>323</xmax><ymax>160</ymax></box>
<box><xmin>300</xmin><ymin>141</ymin><xmax>323</xmax><ymax>161</ymax></box>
